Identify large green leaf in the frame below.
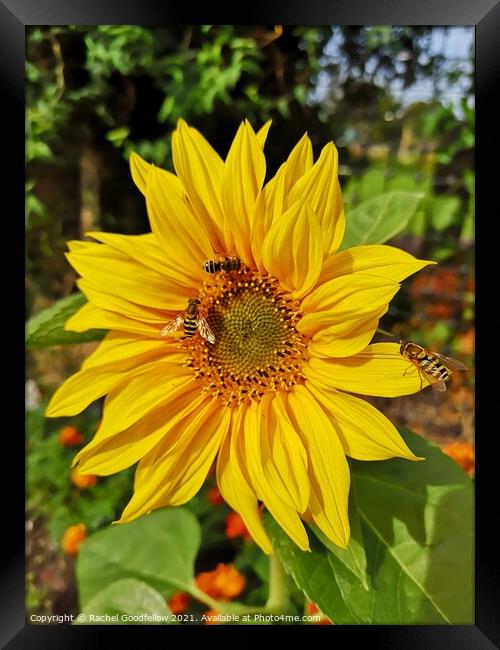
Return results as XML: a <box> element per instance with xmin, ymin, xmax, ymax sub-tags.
<box><xmin>26</xmin><ymin>292</ymin><xmax>106</xmax><ymax>348</ymax></box>
<box><xmin>77</xmin><ymin>578</ymin><xmax>171</xmax><ymax>625</ymax></box>
<box><xmin>340</xmin><ymin>191</ymin><xmax>423</xmax><ymax>250</ymax></box>
<box><xmin>77</xmin><ymin>508</ymin><xmax>201</xmax><ymax>607</ymax></box>
<box><xmin>267</xmin><ymin>428</ymin><xmax>473</xmax><ymax>624</ymax></box>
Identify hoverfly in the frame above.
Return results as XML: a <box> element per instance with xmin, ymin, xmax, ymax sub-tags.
<box><xmin>160</xmin><ymin>298</ymin><xmax>215</xmax><ymax>344</ymax></box>
<box><xmin>202</xmin><ymin>255</ymin><xmax>241</xmax><ymax>274</ymax></box>
<box><xmin>400</xmin><ymin>340</ymin><xmax>468</xmax><ymax>392</ymax></box>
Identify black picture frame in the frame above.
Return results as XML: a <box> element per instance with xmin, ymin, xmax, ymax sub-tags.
<box><xmin>11</xmin><ymin>1</ymin><xmax>499</xmax><ymax>647</ymax></box>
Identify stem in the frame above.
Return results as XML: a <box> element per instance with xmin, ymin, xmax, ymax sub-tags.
<box><xmin>265</xmin><ymin>552</ymin><xmax>290</xmax><ymax>611</ymax></box>
<box><xmin>376</xmin><ymin>327</ymin><xmax>397</xmax><ymax>339</ymax></box>
<box><xmin>186</xmin><ymin>586</ymin><xmax>221</xmax><ymax>611</ymax></box>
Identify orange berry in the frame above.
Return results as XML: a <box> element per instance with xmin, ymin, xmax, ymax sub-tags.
<box><xmin>61</xmin><ymin>523</ymin><xmax>86</xmax><ymax>555</ymax></box>
<box><xmin>195</xmin><ymin>563</ymin><xmax>246</xmax><ymax>601</ymax></box>
<box><xmin>307</xmin><ymin>602</ymin><xmax>319</xmax><ymax>615</ymax></box>
<box><xmin>59</xmin><ymin>426</ymin><xmax>84</xmax><ymax>447</ymax></box>
<box><xmin>442</xmin><ymin>440</ymin><xmax>475</xmax><ymax>475</ymax></box>
<box><xmin>71</xmin><ymin>468</ymin><xmax>97</xmax><ymax>489</ymax></box>
<box><xmin>456</xmin><ymin>328</ymin><xmax>474</xmax><ymax>355</ymax></box>
<box><xmin>207</xmin><ymin>486</ymin><xmax>224</xmax><ymax>505</ymax></box>
<box><xmin>307</xmin><ymin>601</ymin><xmax>332</xmax><ymax>624</ymax></box>
<box><xmin>203</xmin><ymin>609</ymin><xmax>219</xmax><ymax>625</ymax></box>
<box><xmin>168</xmin><ymin>591</ymin><xmax>189</xmax><ymax>614</ymax></box>
<box><xmin>225</xmin><ymin>511</ymin><xmax>251</xmax><ymax>541</ymax></box>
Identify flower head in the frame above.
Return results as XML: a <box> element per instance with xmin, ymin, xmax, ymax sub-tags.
<box><xmin>59</xmin><ymin>425</ymin><xmax>84</xmax><ymax>447</ymax></box>
<box><xmin>195</xmin><ymin>563</ymin><xmax>246</xmax><ymax>600</ymax></box>
<box><xmin>307</xmin><ymin>602</ymin><xmax>332</xmax><ymax>625</ymax></box>
<box><xmin>61</xmin><ymin>523</ymin><xmax>86</xmax><ymax>555</ymax></box>
<box><xmin>46</xmin><ymin>120</ymin><xmax>433</xmax><ymax>552</ymax></box>
<box><xmin>442</xmin><ymin>439</ymin><xmax>475</xmax><ymax>475</ymax></box>
<box><xmin>71</xmin><ymin>467</ymin><xmax>97</xmax><ymax>489</ymax></box>
<box><xmin>168</xmin><ymin>591</ymin><xmax>190</xmax><ymax>614</ymax></box>
<box><xmin>207</xmin><ymin>486</ymin><xmax>225</xmax><ymax>505</ymax></box>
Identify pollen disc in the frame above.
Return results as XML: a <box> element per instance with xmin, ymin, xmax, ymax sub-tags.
<box><xmin>184</xmin><ymin>269</ymin><xmax>307</xmax><ymax>405</ymax></box>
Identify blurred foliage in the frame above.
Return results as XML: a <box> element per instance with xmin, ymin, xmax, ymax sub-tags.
<box><xmin>26</xmin><ymin>25</ymin><xmax>473</xmax><ymax>301</ymax></box>
<box><xmin>26</xmin><ymin>401</ymin><xmax>134</xmax><ymax>541</ymax></box>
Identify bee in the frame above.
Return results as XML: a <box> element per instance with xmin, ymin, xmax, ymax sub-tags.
<box><xmin>203</xmin><ymin>256</ymin><xmax>241</xmax><ymax>274</ymax></box>
<box><xmin>400</xmin><ymin>340</ymin><xmax>468</xmax><ymax>392</ymax></box>
<box><xmin>160</xmin><ymin>298</ymin><xmax>215</xmax><ymax>344</ymax></box>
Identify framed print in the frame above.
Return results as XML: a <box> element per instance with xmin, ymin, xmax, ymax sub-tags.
<box><xmin>8</xmin><ymin>0</ymin><xmax>499</xmax><ymax>647</ymax></box>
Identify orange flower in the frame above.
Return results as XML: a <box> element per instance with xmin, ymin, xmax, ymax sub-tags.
<box><xmin>71</xmin><ymin>467</ymin><xmax>97</xmax><ymax>489</ymax></box>
<box><xmin>203</xmin><ymin>609</ymin><xmax>220</xmax><ymax>625</ymax></box>
<box><xmin>307</xmin><ymin>602</ymin><xmax>332</xmax><ymax>624</ymax></box>
<box><xmin>207</xmin><ymin>486</ymin><xmax>224</xmax><ymax>505</ymax></box>
<box><xmin>168</xmin><ymin>591</ymin><xmax>189</xmax><ymax>614</ymax></box>
<box><xmin>195</xmin><ymin>563</ymin><xmax>246</xmax><ymax>600</ymax></box>
<box><xmin>424</xmin><ymin>303</ymin><xmax>455</xmax><ymax>319</ymax></box>
<box><xmin>61</xmin><ymin>523</ymin><xmax>86</xmax><ymax>555</ymax></box>
<box><xmin>225</xmin><ymin>511</ymin><xmax>251</xmax><ymax>541</ymax></box>
<box><xmin>307</xmin><ymin>602</ymin><xmax>319</xmax><ymax>615</ymax></box>
<box><xmin>442</xmin><ymin>440</ymin><xmax>475</xmax><ymax>475</ymax></box>
<box><xmin>59</xmin><ymin>426</ymin><xmax>84</xmax><ymax>447</ymax></box>
<box><xmin>456</xmin><ymin>328</ymin><xmax>474</xmax><ymax>355</ymax></box>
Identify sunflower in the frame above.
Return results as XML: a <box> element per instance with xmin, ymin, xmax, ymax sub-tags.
<box><xmin>46</xmin><ymin>120</ymin><xmax>433</xmax><ymax>553</ymax></box>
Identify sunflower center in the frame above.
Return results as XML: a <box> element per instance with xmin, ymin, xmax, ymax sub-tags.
<box><xmin>184</xmin><ymin>268</ymin><xmax>307</xmax><ymax>406</ymax></box>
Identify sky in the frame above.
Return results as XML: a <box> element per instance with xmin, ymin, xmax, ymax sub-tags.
<box><xmin>313</xmin><ymin>27</ymin><xmax>474</xmax><ymax>116</ymax></box>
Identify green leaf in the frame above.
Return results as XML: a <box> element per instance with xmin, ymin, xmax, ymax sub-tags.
<box><xmin>26</xmin><ymin>292</ymin><xmax>106</xmax><ymax>348</ymax></box>
<box><xmin>77</xmin><ymin>578</ymin><xmax>171</xmax><ymax>624</ymax></box>
<box><xmin>77</xmin><ymin>508</ymin><xmax>201</xmax><ymax>607</ymax></box>
<box><xmin>340</xmin><ymin>191</ymin><xmax>423</xmax><ymax>250</ymax></box>
<box><xmin>267</xmin><ymin>428</ymin><xmax>473</xmax><ymax>624</ymax></box>
<box><xmin>106</xmin><ymin>127</ymin><xmax>130</xmax><ymax>146</ymax></box>
<box><xmin>429</xmin><ymin>196</ymin><xmax>461</xmax><ymax>231</ymax></box>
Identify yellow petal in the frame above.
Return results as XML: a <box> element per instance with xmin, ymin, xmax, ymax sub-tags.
<box><xmin>65</xmin><ymin>302</ymin><xmax>161</xmax><ymax>338</ymax></box>
<box><xmin>217</xmin><ymin>407</ymin><xmax>273</xmax><ymax>554</ymax></box>
<box><xmin>45</xmin><ymin>367</ymin><xmax>133</xmax><ymax>418</ymax></box>
<box><xmin>67</xmin><ymin>240</ymin><xmax>95</xmax><ymax>252</ymax></box>
<box><xmin>286</xmin><ymin>386</ymin><xmax>350</xmax><ymax>548</ymax></box>
<box><xmin>145</xmin><ymin>165</ymin><xmax>213</xmax><ymax>281</ymax></box>
<box><xmin>256</xmin><ymin>120</ymin><xmax>272</xmax><ymax>149</ymax></box>
<box><xmin>308</xmin><ymin>383</ymin><xmax>423</xmax><ymax>461</ymax></box>
<box><xmin>222</xmin><ymin>121</ymin><xmax>266</xmax><ymax>266</ymax></box>
<box><xmin>248</xmin><ymin>395</ymin><xmax>309</xmax><ymax>513</ymax></box>
<box><xmin>77</xmin><ymin>279</ymin><xmax>171</xmax><ymax>324</ymax></box>
<box><xmin>306</xmin><ymin>315</ymin><xmax>382</xmax><ymax>358</ymax></box>
<box><xmin>239</xmin><ymin>400</ymin><xmax>310</xmax><ymax>550</ymax></box>
<box><xmin>172</xmin><ymin>120</ymin><xmax>226</xmax><ymax>250</ymax></box>
<box><xmin>286</xmin><ymin>142</ymin><xmax>344</xmax><ymax>254</ymax></box>
<box><xmin>91</xmin><ymin>362</ymin><xmax>195</xmax><ymax>441</ymax></box>
<box><xmin>317</xmin><ymin>245</ymin><xmax>436</xmax><ymax>286</ymax></box>
<box><xmin>81</xmin><ymin>332</ymin><xmax>175</xmax><ymax>371</ymax></box>
<box><xmin>251</xmin><ymin>164</ymin><xmax>286</xmax><ymax>272</ymax></box>
<box><xmin>251</xmin><ymin>132</ymin><xmax>314</xmax><ymax>271</ymax></box>
<box><xmin>76</xmin><ymin>386</ymin><xmax>207</xmax><ymax>476</ymax></box>
<box><xmin>298</xmin><ymin>274</ymin><xmax>399</xmax><ymax>356</ymax></box>
<box><xmin>300</xmin><ymin>272</ymin><xmax>399</xmax><ymax>322</ymax></box>
<box><xmin>45</xmin><ymin>334</ymin><xmax>175</xmax><ymax>417</ymax></box>
<box><xmin>262</xmin><ymin>201</ymin><xmax>322</xmax><ymax>299</ymax></box>
<box><xmin>282</xmin><ymin>132</ymin><xmax>313</xmax><ymax>193</ymax></box>
<box><xmin>66</xmin><ymin>242</ymin><xmax>185</xmax><ymax>311</ymax></box>
<box><xmin>118</xmin><ymin>397</ymin><xmax>230</xmax><ymax>519</ymax></box>
<box><xmin>305</xmin><ymin>343</ymin><xmax>433</xmax><ymax>397</ymax></box>
<box><xmin>129</xmin><ymin>151</ymin><xmax>184</xmax><ymax>197</ymax></box>
<box><xmin>85</xmin><ymin>231</ymin><xmax>193</xmax><ymax>289</ymax></box>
